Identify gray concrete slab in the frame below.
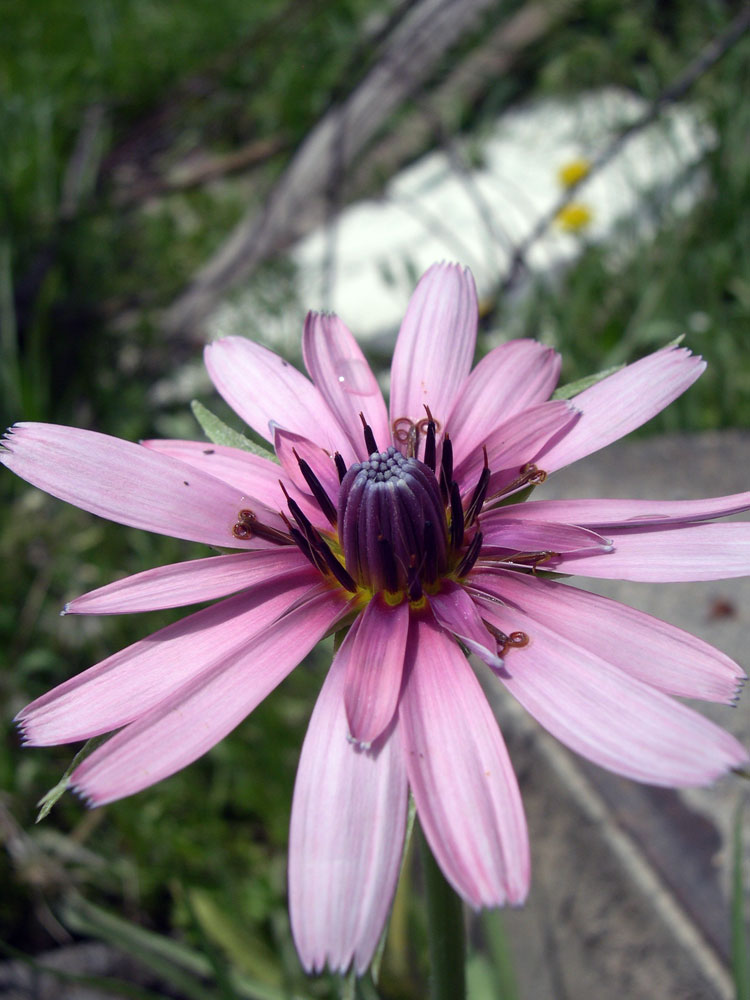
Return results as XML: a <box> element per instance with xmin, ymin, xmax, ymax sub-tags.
<box><xmin>481</xmin><ymin>430</ymin><xmax>749</xmax><ymax>1000</ymax></box>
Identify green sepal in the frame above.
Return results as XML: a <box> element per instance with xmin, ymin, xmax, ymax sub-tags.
<box><xmin>190</xmin><ymin>399</ymin><xmax>278</xmax><ymax>461</ymax></box>
<box><xmin>552</xmin><ymin>364</ymin><xmax>623</xmax><ymax>400</ymax></box>
<box><xmin>663</xmin><ymin>333</ymin><xmax>686</xmax><ymax>349</ymax></box>
<box><xmin>552</xmin><ymin>334</ymin><xmax>687</xmax><ymax>401</ymax></box>
<box><xmin>487</xmin><ymin>485</ymin><xmax>537</xmax><ymax>509</ymax></box>
<box><xmin>36</xmin><ymin>735</ymin><xmax>107</xmax><ymax>821</ymax></box>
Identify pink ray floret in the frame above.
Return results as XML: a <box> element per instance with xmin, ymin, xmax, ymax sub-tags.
<box><xmin>2</xmin><ymin>261</ymin><xmax>749</xmax><ymax>977</ymax></box>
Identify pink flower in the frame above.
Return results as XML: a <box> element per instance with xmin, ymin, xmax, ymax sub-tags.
<box><xmin>2</xmin><ymin>262</ymin><xmax>749</xmax><ymax>974</ymax></box>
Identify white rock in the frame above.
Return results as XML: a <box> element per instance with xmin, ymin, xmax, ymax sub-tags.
<box><xmin>211</xmin><ymin>88</ymin><xmax>714</xmax><ymax>350</ymax></box>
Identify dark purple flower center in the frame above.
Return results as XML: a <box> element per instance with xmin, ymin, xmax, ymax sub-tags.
<box><xmin>232</xmin><ymin>415</ymin><xmax>550</xmax><ymax>618</ymax></box>
<box><xmin>337</xmin><ymin>446</ymin><xmax>448</xmax><ymax>596</ymax></box>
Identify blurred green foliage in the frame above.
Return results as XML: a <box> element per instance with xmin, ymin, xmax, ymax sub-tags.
<box><xmin>1</xmin><ymin>0</ymin><xmax>749</xmax><ymax>996</ymax></box>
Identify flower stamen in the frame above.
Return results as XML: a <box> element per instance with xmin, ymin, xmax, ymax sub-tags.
<box><xmin>449</xmin><ymin>481</ymin><xmax>464</xmax><ymax>550</ymax></box>
<box><xmin>280</xmin><ymin>484</ymin><xmax>357</xmax><ymax>590</ymax></box>
<box><xmin>392</xmin><ymin>417</ymin><xmax>419</xmax><ymax>458</ymax></box>
<box><xmin>439</xmin><ymin>437</ymin><xmax>453</xmax><ymax>504</ymax></box>
<box><xmin>423</xmin><ymin>409</ymin><xmax>437</xmax><ymax>472</ymax></box>
<box><xmin>464</xmin><ymin>447</ymin><xmax>490</xmax><ymax>527</ymax></box>
<box><xmin>232</xmin><ymin>509</ymin><xmax>294</xmax><ymax>545</ymax></box>
<box><xmin>455</xmin><ymin>531</ymin><xmax>483</xmax><ymax>577</ymax></box>
<box><xmin>485</xmin><ymin>462</ymin><xmax>548</xmax><ymax>506</ymax></box>
<box><xmin>293</xmin><ymin>449</ymin><xmax>337</xmax><ymax>527</ymax></box>
<box><xmin>484</xmin><ymin>619</ymin><xmax>530</xmax><ymax>656</ymax></box>
<box><xmin>337</xmin><ymin>445</ymin><xmax>448</xmax><ymax>594</ymax></box>
<box><xmin>391</xmin><ymin>415</ymin><xmax>441</xmax><ymax>460</ymax></box>
<box><xmin>359</xmin><ymin>413</ymin><xmax>379</xmax><ymax>455</ymax></box>
<box><xmin>488</xmin><ymin>549</ymin><xmax>559</xmax><ymax>573</ymax></box>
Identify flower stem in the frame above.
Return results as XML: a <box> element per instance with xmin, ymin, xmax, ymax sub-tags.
<box><xmin>418</xmin><ymin>823</ymin><xmax>466</xmax><ymax>1000</ymax></box>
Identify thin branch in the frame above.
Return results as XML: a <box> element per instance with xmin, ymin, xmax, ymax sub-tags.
<box><xmin>115</xmin><ymin>135</ymin><xmax>288</xmax><ymax>207</ymax></box>
<box><xmin>499</xmin><ymin>5</ymin><xmax>750</xmax><ymax>295</ymax></box>
<box><xmin>162</xmin><ymin>0</ymin><xmax>516</xmax><ymax>338</ymax></box>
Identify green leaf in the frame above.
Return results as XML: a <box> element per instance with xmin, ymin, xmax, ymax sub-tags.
<box><xmin>552</xmin><ymin>364</ymin><xmax>624</xmax><ymax>400</ymax></box>
<box><xmin>732</xmin><ymin>804</ymin><xmax>750</xmax><ymax>1000</ymax></box>
<box><xmin>552</xmin><ymin>335</ymin><xmax>687</xmax><ymax>401</ymax></box>
<box><xmin>190</xmin><ymin>400</ymin><xmax>278</xmax><ymax>461</ymax></box>
<box><xmin>188</xmin><ymin>888</ymin><xmax>282</xmax><ymax>986</ymax></box>
<box><xmin>488</xmin><ymin>485</ymin><xmax>537</xmax><ymax>509</ymax></box>
<box><xmin>61</xmin><ymin>896</ymin><xmax>310</xmax><ymax>1000</ymax></box>
<box><xmin>0</xmin><ymin>938</ymin><xmax>170</xmax><ymax>1000</ymax></box>
<box><xmin>36</xmin><ymin>735</ymin><xmax>107</xmax><ymax>822</ymax></box>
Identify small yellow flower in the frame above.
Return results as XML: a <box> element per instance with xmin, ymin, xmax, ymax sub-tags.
<box><xmin>555</xmin><ymin>202</ymin><xmax>592</xmax><ymax>233</ymax></box>
<box><xmin>557</xmin><ymin>157</ymin><xmax>591</xmax><ymax>189</ymax></box>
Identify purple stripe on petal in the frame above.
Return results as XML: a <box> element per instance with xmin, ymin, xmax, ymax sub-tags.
<box><xmin>272</xmin><ymin>426</ymin><xmax>345</xmax><ymax>500</ymax></box>
<box><xmin>343</xmin><ymin>594</ymin><xmax>409</xmax><ymax>745</ymax></box>
<box><xmin>302</xmin><ymin>311</ymin><xmax>390</xmax><ymax>458</ymax></box>
<box><xmin>448</xmin><ymin>340</ymin><xmax>561</xmax><ymax>467</ymax></box>
<box><xmin>469</xmin><ymin>569</ymin><xmax>745</xmax><ymax>704</ymax></box>
<box><xmin>70</xmin><ymin>586</ymin><xmax>352</xmax><ymax>804</ymax></box>
<box><xmin>141</xmin><ymin>438</ymin><xmax>323</xmax><ymax>525</ymax></box>
<box><xmin>480</xmin><ymin>600</ymin><xmax>748</xmax><ymax>785</ymax></box>
<box><xmin>455</xmin><ymin>400</ymin><xmax>579</xmax><ymax>495</ymax></box>
<box><xmin>399</xmin><ymin>614</ymin><xmax>530</xmax><ymax>907</ymax></box>
<box><xmin>1</xmin><ymin>423</ymin><xmax>285</xmax><ymax>547</ymax></box>
<box><xmin>204</xmin><ymin>337</ymin><xmax>349</xmax><ymax>453</ymax></box>
<box><xmin>554</xmin><ymin>522</ymin><xmax>750</xmax><ymax>581</ymax></box>
<box><xmin>429</xmin><ymin>583</ymin><xmax>504</xmax><ymax>672</ymax></box>
<box><xmin>142</xmin><ymin>439</ymin><xmax>282</xmax><ymax>502</ymax></box>
<box><xmin>66</xmin><ymin>548</ymin><xmax>310</xmax><ymax>615</ymax></box>
<box><xmin>389</xmin><ymin>263</ymin><xmax>478</xmax><ymax>438</ymax></box>
<box><xmin>289</xmin><ymin>640</ymin><xmax>407</xmax><ymax>974</ymax></box>
<box><xmin>496</xmin><ymin>492</ymin><xmax>750</xmax><ymax>529</ymax></box>
<box><xmin>17</xmin><ymin>568</ymin><xmax>323</xmax><ymax>745</ymax></box>
<box><xmin>538</xmin><ymin>346</ymin><xmax>706</xmax><ymax>474</ymax></box>
<box><xmin>478</xmin><ymin>517</ymin><xmax>612</xmax><ymax>555</ymax></box>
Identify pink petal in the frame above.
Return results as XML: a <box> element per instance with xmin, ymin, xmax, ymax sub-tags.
<box><xmin>478</xmin><ymin>517</ymin><xmax>612</xmax><ymax>555</ymax></box>
<box><xmin>289</xmin><ymin>643</ymin><xmax>407</xmax><ymax>974</ymax></box>
<box><xmin>66</xmin><ymin>548</ymin><xmax>310</xmax><ymax>615</ymax></box>
<box><xmin>469</xmin><ymin>569</ymin><xmax>745</xmax><ymax>704</ymax></box>
<box><xmin>204</xmin><ymin>337</ymin><xmax>349</xmax><ymax>453</ymax></box>
<box><xmin>447</xmin><ymin>340</ymin><xmax>561</xmax><ymax>466</ymax></box>
<box><xmin>142</xmin><ymin>438</ymin><xmax>283</xmax><ymax>503</ymax></box>
<box><xmin>454</xmin><ymin>400</ymin><xmax>579</xmax><ymax>495</ymax></box>
<box><xmin>17</xmin><ymin>568</ymin><xmax>322</xmax><ymax>745</ymax></box>
<box><xmin>302</xmin><ymin>311</ymin><xmax>390</xmax><ymax>458</ymax></box>
<box><xmin>428</xmin><ymin>583</ymin><xmax>504</xmax><ymax>671</ymax></box>
<box><xmin>389</xmin><ymin>263</ymin><xmax>478</xmax><ymax>438</ymax></box>
<box><xmin>398</xmin><ymin>614</ymin><xmax>529</xmax><ymax>907</ymax></box>
<box><xmin>496</xmin><ymin>492</ymin><xmax>750</xmax><ymax>528</ymax></box>
<box><xmin>272</xmin><ymin>426</ymin><xmax>344</xmax><ymax>502</ymax></box>
<box><xmin>1</xmin><ymin>423</ymin><xmax>284</xmax><ymax>548</ymax></box>
<box><xmin>480</xmin><ymin>600</ymin><xmax>748</xmax><ymax>785</ymax></box>
<box><xmin>538</xmin><ymin>346</ymin><xmax>706</xmax><ymax>473</ymax></box>
<box><xmin>71</xmin><ymin>587</ymin><xmax>351</xmax><ymax>804</ymax></box>
<box><xmin>342</xmin><ymin>594</ymin><xmax>409</xmax><ymax>745</ymax></box>
<box><xmin>142</xmin><ymin>438</ymin><xmax>321</xmax><ymax>524</ymax></box>
<box><xmin>554</xmin><ymin>522</ymin><xmax>750</xmax><ymax>581</ymax></box>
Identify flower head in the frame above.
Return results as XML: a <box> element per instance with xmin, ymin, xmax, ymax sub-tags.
<box><xmin>555</xmin><ymin>201</ymin><xmax>593</xmax><ymax>232</ymax></box>
<box><xmin>3</xmin><ymin>262</ymin><xmax>749</xmax><ymax>975</ymax></box>
<box><xmin>557</xmin><ymin>157</ymin><xmax>592</xmax><ymax>188</ymax></box>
